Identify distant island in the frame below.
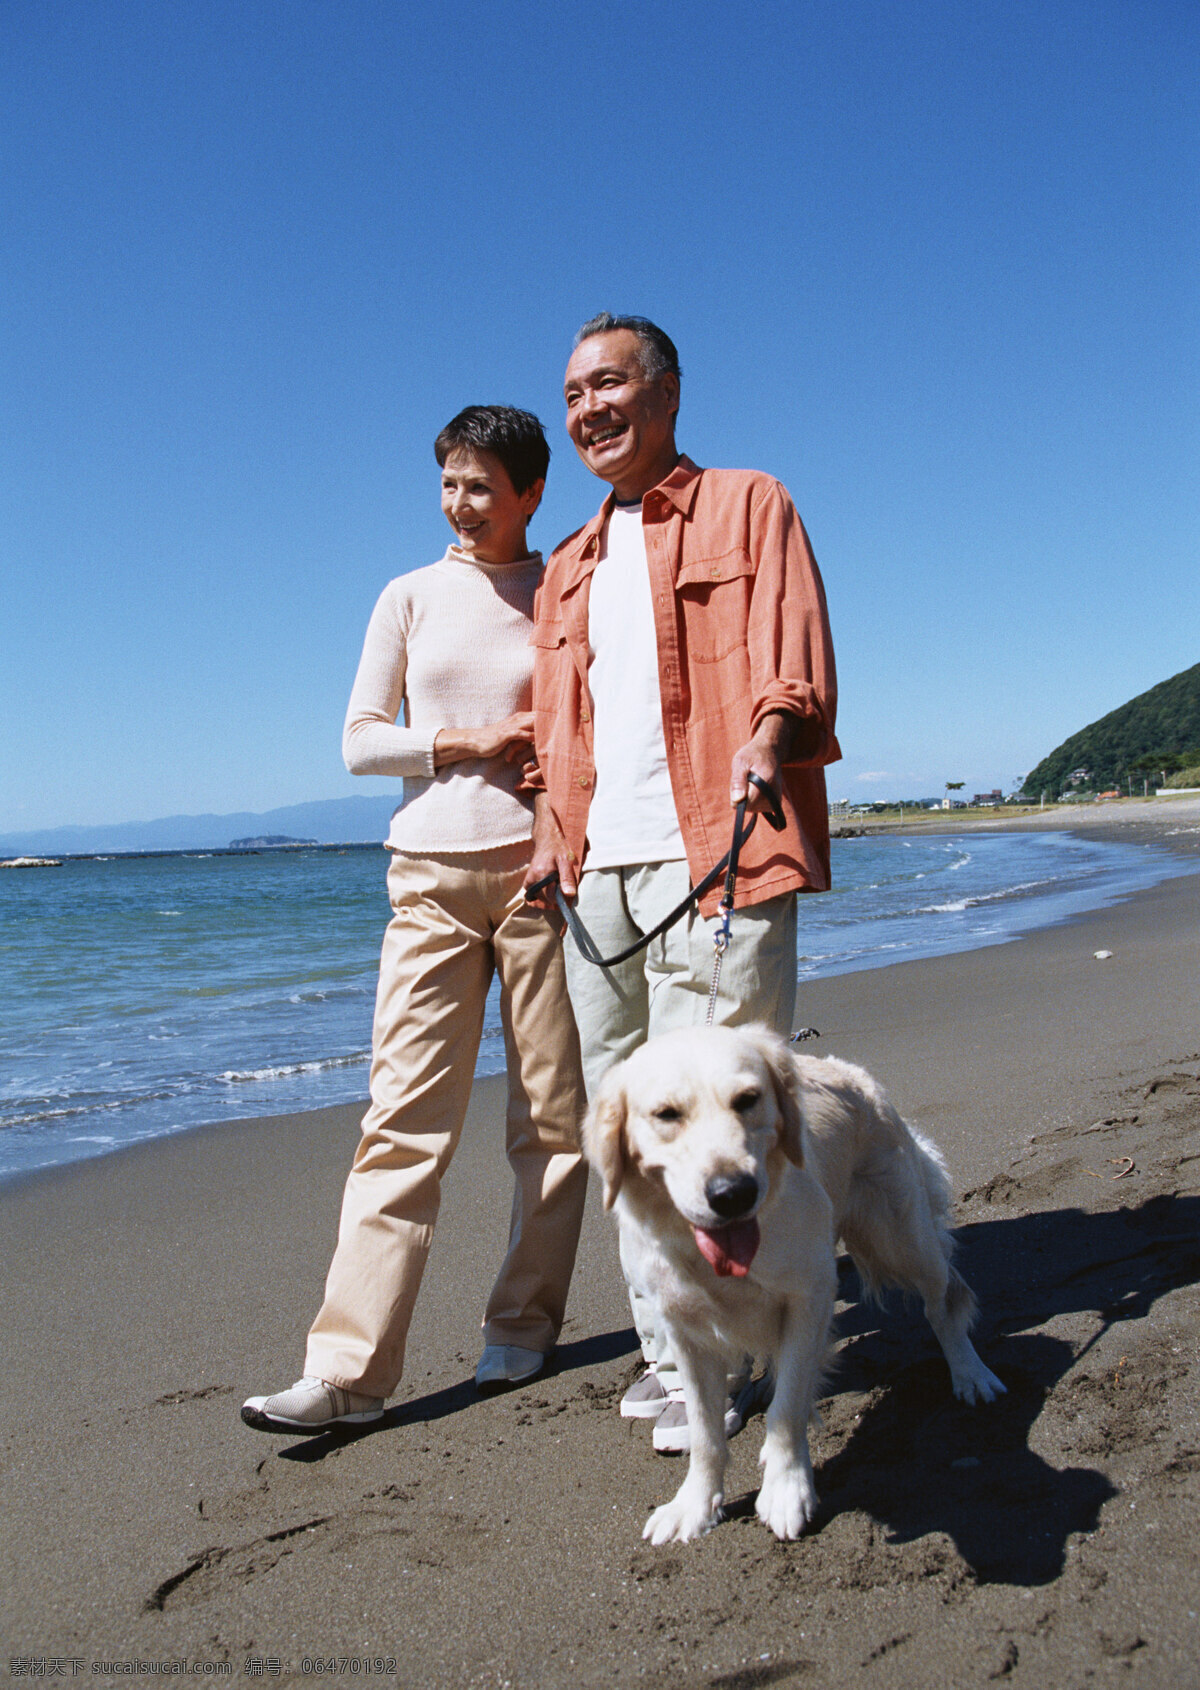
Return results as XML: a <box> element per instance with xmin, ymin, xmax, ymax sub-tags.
<box><xmin>1021</xmin><ymin>661</ymin><xmax>1200</xmax><ymax>800</ymax></box>
<box><xmin>228</xmin><ymin>835</ymin><xmax>318</xmax><ymax>849</ymax></box>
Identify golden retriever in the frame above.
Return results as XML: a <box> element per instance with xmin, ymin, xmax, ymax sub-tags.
<box><xmin>583</xmin><ymin>1024</ymin><xmax>1004</xmax><ymax>1545</ymax></box>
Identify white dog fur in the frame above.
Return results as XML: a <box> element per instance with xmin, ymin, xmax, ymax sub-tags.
<box><xmin>583</xmin><ymin>1024</ymin><xmax>1004</xmax><ymax>1545</ymax></box>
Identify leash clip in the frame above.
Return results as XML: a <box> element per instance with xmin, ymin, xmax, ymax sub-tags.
<box><xmin>712</xmin><ymin>902</ymin><xmax>732</xmax><ymax>957</ymax></box>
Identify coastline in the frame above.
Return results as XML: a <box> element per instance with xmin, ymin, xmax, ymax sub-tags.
<box><xmin>2</xmin><ymin>805</ymin><xmax>1198</xmax><ymax>1683</ymax></box>
<box><xmin>7</xmin><ymin>800</ymin><xmax>1195</xmax><ymax>1190</ymax></box>
<box><xmin>834</xmin><ymin>790</ymin><xmax>1200</xmax><ymax>857</ymax></box>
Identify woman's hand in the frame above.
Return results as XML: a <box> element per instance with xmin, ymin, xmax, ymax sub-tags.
<box><xmin>433</xmin><ymin>712</ymin><xmax>535</xmax><ymax>769</ymax></box>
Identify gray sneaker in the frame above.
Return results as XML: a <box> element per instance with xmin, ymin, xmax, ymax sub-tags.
<box><xmin>651</xmin><ymin>1389</ymin><xmax>745</xmax><ymax>1454</ymax></box>
<box><xmin>241</xmin><ymin>1376</ymin><xmax>384</xmax><ymax>1433</ymax></box>
<box><xmin>475</xmin><ymin>1344</ymin><xmax>546</xmax><ymax>1394</ymax></box>
<box><xmin>620</xmin><ymin>1364</ymin><xmax>670</xmax><ymax>1419</ymax></box>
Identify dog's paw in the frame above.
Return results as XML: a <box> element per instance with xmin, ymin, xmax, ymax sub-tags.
<box><xmin>953</xmin><ymin>1363</ymin><xmax>1006</xmax><ymax>1405</ymax></box>
<box><xmin>643</xmin><ymin>1484</ymin><xmax>723</xmax><ymax>1545</ymax></box>
<box><xmin>755</xmin><ymin>1465</ymin><xmax>817</xmax><ymax>1540</ymax></box>
<box><xmin>950</xmin><ymin>1347</ymin><xmax>1007</xmax><ymax>1404</ymax></box>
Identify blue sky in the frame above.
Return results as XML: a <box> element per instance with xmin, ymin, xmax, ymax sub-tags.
<box><xmin>3</xmin><ymin>0</ymin><xmax>1197</xmax><ymax>831</ymax></box>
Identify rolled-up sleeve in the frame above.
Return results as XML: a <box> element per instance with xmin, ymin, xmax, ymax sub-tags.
<box><xmin>342</xmin><ymin>584</ymin><xmax>439</xmax><ymax>777</ymax></box>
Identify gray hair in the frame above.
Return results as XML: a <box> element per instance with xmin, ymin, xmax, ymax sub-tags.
<box><xmin>572</xmin><ymin>313</ymin><xmax>682</xmax><ymax>385</ymax></box>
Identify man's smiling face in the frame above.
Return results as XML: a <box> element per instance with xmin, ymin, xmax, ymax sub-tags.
<box><xmin>563</xmin><ymin>329</ymin><xmax>680</xmax><ymax>503</ymax></box>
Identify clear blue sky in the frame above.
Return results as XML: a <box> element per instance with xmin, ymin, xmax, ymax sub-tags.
<box><xmin>3</xmin><ymin>0</ymin><xmax>1197</xmax><ymax>830</ymax></box>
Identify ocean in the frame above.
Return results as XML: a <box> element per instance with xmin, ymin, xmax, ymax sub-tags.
<box><xmin>0</xmin><ymin>831</ymin><xmax>1187</xmax><ymax>1182</ymax></box>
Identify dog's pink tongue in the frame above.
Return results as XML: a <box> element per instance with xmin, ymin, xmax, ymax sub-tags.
<box><xmin>693</xmin><ymin>1218</ymin><xmax>760</xmax><ymax>1278</ymax></box>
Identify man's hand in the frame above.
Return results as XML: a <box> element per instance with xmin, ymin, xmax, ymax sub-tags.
<box><xmin>523</xmin><ymin>792</ymin><xmax>577</xmax><ymax>910</ymax></box>
<box><xmin>505</xmin><ymin>737</ymin><xmax>544</xmax><ymax>793</ymax></box>
<box><xmin>730</xmin><ymin>712</ymin><xmax>796</xmax><ymax>814</ymax></box>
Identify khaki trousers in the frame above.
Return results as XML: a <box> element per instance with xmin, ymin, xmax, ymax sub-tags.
<box><xmin>305</xmin><ymin>843</ymin><xmax>588</xmax><ymax>1398</ymax></box>
<box><xmin>563</xmin><ymin>859</ymin><xmax>797</xmax><ymax>1371</ymax></box>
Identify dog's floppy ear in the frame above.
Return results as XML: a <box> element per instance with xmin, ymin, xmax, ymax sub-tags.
<box><xmin>743</xmin><ymin>1025</ymin><xmax>806</xmax><ymax>1167</ymax></box>
<box><xmin>581</xmin><ymin>1065</ymin><xmax>629</xmax><ymax>1209</ymax></box>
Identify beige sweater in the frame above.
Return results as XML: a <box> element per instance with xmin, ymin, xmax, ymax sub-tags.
<box><xmin>343</xmin><ymin>547</ymin><xmax>543</xmax><ymax>853</ymax></box>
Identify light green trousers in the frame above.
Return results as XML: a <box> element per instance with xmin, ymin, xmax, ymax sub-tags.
<box><xmin>563</xmin><ymin>860</ymin><xmax>798</xmax><ymax>1372</ymax></box>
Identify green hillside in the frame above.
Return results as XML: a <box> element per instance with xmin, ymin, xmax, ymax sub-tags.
<box><xmin>1021</xmin><ymin>661</ymin><xmax>1200</xmax><ymax>798</ymax></box>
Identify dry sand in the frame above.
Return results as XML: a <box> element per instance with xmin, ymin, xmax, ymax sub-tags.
<box><xmin>2</xmin><ymin>804</ymin><xmax>1198</xmax><ymax>1688</ymax></box>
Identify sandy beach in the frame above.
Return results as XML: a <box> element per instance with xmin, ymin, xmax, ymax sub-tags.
<box><xmin>3</xmin><ymin>801</ymin><xmax>1198</xmax><ymax>1688</ymax></box>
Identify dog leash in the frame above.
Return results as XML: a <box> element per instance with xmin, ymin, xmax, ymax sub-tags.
<box><xmin>527</xmin><ymin>773</ymin><xmax>817</xmax><ymax>1039</ymax></box>
<box><xmin>526</xmin><ymin>771</ymin><xmax>784</xmax><ymax>970</ymax></box>
<box><xmin>707</xmin><ymin>816</ymin><xmax>820</xmax><ymax>1041</ymax></box>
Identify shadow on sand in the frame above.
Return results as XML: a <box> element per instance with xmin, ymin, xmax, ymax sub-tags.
<box><xmin>276</xmin><ymin>1322</ymin><xmax>639</xmax><ymax>1464</ymax></box>
<box><xmin>277</xmin><ymin>1193</ymin><xmax>1198</xmax><ymax>1585</ymax></box>
<box><xmin>723</xmin><ymin>1191</ymin><xmax>1200</xmax><ymax>1584</ymax></box>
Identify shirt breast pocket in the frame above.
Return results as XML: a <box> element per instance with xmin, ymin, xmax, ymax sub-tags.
<box><xmin>530</xmin><ymin>620</ymin><xmax>571</xmax><ymax>707</ymax></box>
<box><xmin>530</xmin><ymin>620</ymin><xmax>567</xmax><ymax>652</ymax></box>
<box><xmin>675</xmin><ymin>547</ymin><xmax>754</xmax><ymax>663</ymax></box>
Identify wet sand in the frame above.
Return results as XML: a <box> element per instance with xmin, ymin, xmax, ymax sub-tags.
<box><xmin>2</xmin><ymin>807</ymin><xmax>1198</xmax><ymax>1688</ymax></box>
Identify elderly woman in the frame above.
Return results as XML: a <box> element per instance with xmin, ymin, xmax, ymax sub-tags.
<box><xmin>243</xmin><ymin>406</ymin><xmax>587</xmax><ymax>1431</ymax></box>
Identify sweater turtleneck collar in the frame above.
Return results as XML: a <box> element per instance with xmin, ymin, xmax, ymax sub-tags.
<box><xmin>442</xmin><ymin>545</ymin><xmax>543</xmax><ymax>577</ymax></box>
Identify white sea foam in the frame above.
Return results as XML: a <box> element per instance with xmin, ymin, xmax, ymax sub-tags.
<box><xmin>920</xmin><ymin>876</ymin><xmax>1058</xmax><ymax>914</ymax></box>
<box><xmin>219</xmin><ymin>1053</ymin><xmax>369</xmax><ymax>1084</ymax></box>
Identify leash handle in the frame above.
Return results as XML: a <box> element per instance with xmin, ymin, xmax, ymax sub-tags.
<box><xmin>719</xmin><ymin>772</ymin><xmax>785</xmax><ymax>913</ymax></box>
<box><xmin>743</xmin><ymin>768</ymin><xmax>787</xmax><ymax>832</ymax></box>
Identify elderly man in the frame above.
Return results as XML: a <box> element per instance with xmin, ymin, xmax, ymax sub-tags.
<box><xmin>526</xmin><ymin>313</ymin><xmax>839</xmax><ymax>1449</ymax></box>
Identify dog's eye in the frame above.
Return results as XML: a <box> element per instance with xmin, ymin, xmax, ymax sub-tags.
<box><xmin>651</xmin><ymin>1104</ymin><xmax>683</xmax><ymax>1123</ymax></box>
<box><xmin>731</xmin><ymin>1089</ymin><xmax>762</xmax><ymax>1113</ymax></box>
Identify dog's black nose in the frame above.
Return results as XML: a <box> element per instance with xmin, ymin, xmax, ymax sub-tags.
<box><xmin>705</xmin><ymin>1172</ymin><xmax>759</xmax><ymax>1220</ymax></box>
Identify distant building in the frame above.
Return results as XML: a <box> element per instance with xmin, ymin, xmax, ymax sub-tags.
<box><xmin>972</xmin><ymin>790</ymin><xmax>1003</xmax><ymax>806</ymax></box>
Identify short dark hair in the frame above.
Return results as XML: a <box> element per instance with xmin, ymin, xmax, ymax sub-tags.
<box><xmin>572</xmin><ymin>313</ymin><xmax>682</xmax><ymax>384</ymax></box>
<box><xmin>434</xmin><ymin>405</ymin><xmax>550</xmax><ymax>495</ymax></box>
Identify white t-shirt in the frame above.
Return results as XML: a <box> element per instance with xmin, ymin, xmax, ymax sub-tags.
<box><xmin>584</xmin><ymin>503</ymin><xmax>686</xmax><ymax>870</ymax></box>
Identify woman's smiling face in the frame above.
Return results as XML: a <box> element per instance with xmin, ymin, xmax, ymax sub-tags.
<box><xmin>440</xmin><ymin>448</ymin><xmax>543</xmax><ymax>565</ymax></box>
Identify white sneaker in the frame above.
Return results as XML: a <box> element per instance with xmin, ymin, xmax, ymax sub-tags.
<box><xmin>241</xmin><ymin>1376</ymin><xmax>384</xmax><ymax>1433</ymax></box>
<box><xmin>475</xmin><ymin>1345</ymin><xmax>546</xmax><ymax>1394</ymax></box>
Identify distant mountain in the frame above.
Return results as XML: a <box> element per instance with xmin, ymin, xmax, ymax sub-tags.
<box><xmin>0</xmin><ymin>796</ymin><xmax>399</xmax><ymax>856</ymax></box>
<box><xmin>1021</xmin><ymin>661</ymin><xmax>1200</xmax><ymax>798</ymax></box>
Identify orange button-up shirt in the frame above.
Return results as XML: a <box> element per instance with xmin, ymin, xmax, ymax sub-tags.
<box><xmin>532</xmin><ymin>456</ymin><xmax>840</xmax><ymax>914</ymax></box>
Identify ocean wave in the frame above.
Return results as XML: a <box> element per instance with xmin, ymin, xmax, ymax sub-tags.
<box><xmin>287</xmin><ymin>986</ymin><xmax>371</xmax><ymax>1004</ymax></box>
<box><xmin>3</xmin><ymin>830</ymin><xmax>1188</xmax><ymax>1184</ymax></box>
<box><xmin>218</xmin><ymin>1052</ymin><xmax>370</xmax><ymax>1084</ymax></box>
<box><xmin>1</xmin><ymin>1090</ymin><xmax>179</xmax><ymax>1128</ymax></box>
<box><xmin>919</xmin><ymin>876</ymin><xmax>1058</xmax><ymax>915</ymax></box>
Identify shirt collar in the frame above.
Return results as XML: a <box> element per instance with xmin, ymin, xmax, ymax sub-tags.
<box><xmin>556</xmin><ymin>454</ymin><xmax>702</xmax><ymax>586</ymax></box>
